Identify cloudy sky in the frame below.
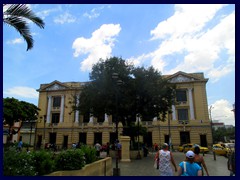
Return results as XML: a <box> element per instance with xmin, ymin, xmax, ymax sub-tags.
<box><xmin>3</xmin><ymin>4</ymin><xmax>235</xmax><ymax>125</ymax></box>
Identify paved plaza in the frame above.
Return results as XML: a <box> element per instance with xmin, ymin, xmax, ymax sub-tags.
<box><xmin>112</xmin><ymin>151</ymin><xmax>231</xmax><ymax>176</ymax></box>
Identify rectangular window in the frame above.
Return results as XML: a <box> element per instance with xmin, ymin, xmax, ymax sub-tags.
<box><xmin>53</xmin><ymin>96</ymin><xmax>61</xmax><ymax>107</ymax></box>
<box><xmin>52</xmin><ymin>113</ymin><xmax>60</xmax><ymax>123</ymax></box>
<box><xmin>176</xmin><ymin>89</ymin><xmax>187</xmax><ymax>102</ymax></box>
<box><xmin>177</xmin><ymin>109</ymin><xmax>189</xmax><ymax>120</ymax></box>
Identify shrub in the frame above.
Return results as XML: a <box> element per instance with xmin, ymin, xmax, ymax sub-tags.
<box><xmin>80</xmin><ymin>145</ymin><xmax>97</xmax><ymax>164</ymax></box>
<box><xmin>32</xmin><ymin>150</ymin><xmax>56</xmax><ymax>175</ymax></box>
<box><xmin>3</xmin><ymin>146</ymin><xmax>36</xmax><ymax>176</ymax></box>
<box><xmin>54</xmin><ymin>149</ymin><xmax>85</xmax><ymax>170</ymax></box>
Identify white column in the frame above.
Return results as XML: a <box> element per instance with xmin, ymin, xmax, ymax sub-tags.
<box><xmin>153</xmin><ymin>117</ymin><xmax>157</xmax><ymax>121</ymax></box>
<box><xmin>172</xmin><ymin>105</ymin><xmax>176</xmax><ymax>120</ymax></box>
<box><xmin>135</xmin><ymin>115</ymin><xmax>141</xmax><ymax>123</ymax></box>
<box><xmin>188</xmin><ymin>88</ymin><xmax>195</xmax><ymax>120</ymax></box>
<box><xmin>104</xmin><ymin>113</ymin><xmax>109</xmax><ymax>122</ymax></box>
<box><xmin>89</xmin><ymin>113</ymin><xmax>94</xmax><ymax>123</ymax></box>
<box><xmin>60</xmin><ymin>95</ymin><xmax>64</xmax><ymax>123</ymax></box>
<box><xmin>75</xmin><ymin>97</ymin><xmax>79</xmax><ymax>123</ymax></box>
<box><xmin>46</xmin><ymin>95</ymin><xmax>52</xmax><ymax>123</ymax></box>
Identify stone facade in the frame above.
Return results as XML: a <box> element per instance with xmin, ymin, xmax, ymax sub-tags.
<box><xmin>34</xmin><ymin>71</ymin><xmax>212</xmax><ymax>150</ymax></box>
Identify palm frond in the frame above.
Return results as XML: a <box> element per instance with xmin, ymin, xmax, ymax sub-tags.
<box><xmin>4</xmin><ymin>4</ymin><xmax>45</xmax><ymax>28</ymax></box>
<box><xmin>4</xmin><ymin>16</ymin><xmax>33</xmax><ymax>50</ymax></box>
<box><xmin>3</xmin><ymin>4</ymin><xmax>45</xmax><ymax>51</ymax></box>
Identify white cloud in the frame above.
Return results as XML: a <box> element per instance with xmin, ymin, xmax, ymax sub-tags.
<box><xmin>150</xmin><ymin>4</ymin><xmax>226</xmax><ymax>40</ymax></box>
<box><xmin>36</xmin><ymin>5</ymin><xmax>62</xmax><ymax>20</ymax></box>
<box><xmin>129</xmin><ymin>4</ymin><xmax>234</xmax><ymax>83</ymax></box>
<box><xmin>83</xmin><ymin>6</ymin><xmax>104</xmax><ymax>19</ymax></box>
<box><xmin>4</xmin><ymin>87</ymin><xmax>39</xmax><ymax>99</ymax></box>
<box><xmin>209</xmin><ymin>99</ymin><xmax>235</xmax><ymax>126</ymax></box>
<box><xmin>54</xmin><ymin>12</ymin><xmax>76</xmax><ymax>24</ymax></box>
<box><xmin>72</xmin><ymin>24</ymin><xmax>121</xmax><ymax>71</ymax></box>
<box><xmin>7</xmin><ymin>38</ymin><xmax>24</xmax><ymax>45</ymax></box>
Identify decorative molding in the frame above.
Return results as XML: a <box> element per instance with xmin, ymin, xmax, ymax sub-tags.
<box><xmin>46</xmin><ymin>84</ymin><xmax>67</xmax><ymax>91</ymax></box>
<box><xmin>169</xmin><ymin>75</ymin><xmax>195</xmax><ymax>83</ymax></box>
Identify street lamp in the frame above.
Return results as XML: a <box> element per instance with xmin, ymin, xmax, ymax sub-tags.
<box><xmin>209</xmin><ymin>105</ymin><xmax>214</xmax><ymax>146</ymax></box>
<box><xmin>43</xmin><ymin>115</ymin><xmax>47</xmax><ymax>148</ymax></box>
<box><xmin>112</xmin><ymin>72</ymin><xmax>122</xmax><ymax>176</ymax></box>
<box><xmin>168</xmin><ymin>112</ymin><xmax>172</xmax><ymax>151</ymax></box>
<box><xmin>136</xmin><ymin>113</ymin><xmax>141</xmax><ymax>159</ymax></box>
<box><xmin>154</xmin><ymin>104</ymin><xmax>161</xmax><ymax>147</ymax></box>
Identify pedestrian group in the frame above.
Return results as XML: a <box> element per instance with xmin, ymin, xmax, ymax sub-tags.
<box><xmin>154</xmin><ymin>143</ymin><xmax>210</xmax><ymax>176</ymax></box>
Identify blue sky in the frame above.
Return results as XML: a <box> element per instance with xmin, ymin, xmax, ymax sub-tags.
<box><xmin>3</xmin><ymin>4</ymin><xmax>235</xmax><ymax>125</ymax></box>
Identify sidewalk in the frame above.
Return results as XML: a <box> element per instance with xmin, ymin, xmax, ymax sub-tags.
<box><xmin>112</xmin><ymin>151</ymin><xmax>230</xmax><ymax>176</ymax></box>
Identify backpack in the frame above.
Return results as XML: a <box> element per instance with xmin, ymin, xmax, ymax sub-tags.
<box><xmin>181</xmin><ymin>161</ymin><xmax>189</xmax><ymax>176</ymax></box>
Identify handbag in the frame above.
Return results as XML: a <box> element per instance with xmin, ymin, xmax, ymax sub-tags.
<box><xmin>181</xmin><ymin>161</ymin><xmax>189</xmax><ymax>176</ymax></box>
<box><xmin>153</xmin><ymin>159</ymin><xmax>159</xmax><ymax>169</ymax></box>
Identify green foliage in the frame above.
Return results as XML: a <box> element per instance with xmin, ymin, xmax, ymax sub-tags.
<box><xmin>4</xmin><ymin>146</ymin><xmax>36</xmax><ymax>176</ymax></box>
<box><xmin>31</xmin><ymin>150</ymin><xmax>56</xmax><ymax>175</ymax></box>
<box><xmin>80</xmin><ymin>145</ymin><xmax>97</xmax><ymax>164</ymax></box>
<box><xmin>3</xmin><ymin>145</ymin><xmax>99</xmax><ymax>175</ymax></box>
<box><xmin>3</xmin><ymin>97</ymin><xmax>40</xmax><ymax>126</ymax></box>
<box><xmin>123</xmin><ymin>122</ymin><xmax>147</xmax><ymax>144</ymax></box>
<box><xmin>3</xmin><ymin>97</ymin><xmax>40</xmax><ymax>143</ymax></box>
<box><xmin>75</xmin><ymin>57</ymin><xmax>176</xmax><ymax>133</ymax></box>
<box><xmin>213</xmin><ymin>127</ymin><xmax>235</xmax><ymax>143</ymax></box>
<box><xmin>54</xmin><ymin>149</ymin><xmax>86</xmax><ymax>170</ymax></box>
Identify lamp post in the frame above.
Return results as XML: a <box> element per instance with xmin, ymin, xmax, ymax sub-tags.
<box><xmin>209</xmin><ymin>105</ymin><xmax>216</xmax><ymax>159</ymax></box>
<box><xmin>43</xmin><ymin>115</ymin><xmax>47</xmax><ymax>148</ymax></box>
<box><xmin>153</xmin><ymin>104</ymin><xmax>161</xmax><ymax>147</ymax></box>
<box><xmin>112</xmin><ymin>72</ymin><xmax>122</xmax><ymax>176</ymax></box>
<box><xmin>168</xmin><ymin>113</ymin><xmax>172</xmax><ymax>151</ymax></box>
<box><xmin>29</xmin><ymin>120</ymin><xmax>33</xmax><ymax>146</ymax></box>
<box><xmin>209</xmin><ymin>105</ymin><xmax>214</xmax><ymax>146</ymax></box>
<box><xmin>136</xmin><ymin>113</ymin><xmax>141</xmax><ymax>159</ymax></box>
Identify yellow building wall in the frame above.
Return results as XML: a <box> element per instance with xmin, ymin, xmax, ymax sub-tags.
<box><xmin>35</xmin><ymin>72</ymin><xmax>212</xmax><ymax>150</ymax></box>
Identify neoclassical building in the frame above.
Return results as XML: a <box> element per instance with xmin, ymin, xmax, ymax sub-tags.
<box><xmin>34</xmin><ymin>71</ymin><xmax>212</xmax><ymax>150</ymax></box>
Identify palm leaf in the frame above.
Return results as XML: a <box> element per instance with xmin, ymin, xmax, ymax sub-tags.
<box><xmin>3</xmin><ymin>4</ymin><xmax>45</xmax><ymax>51</ymax></box>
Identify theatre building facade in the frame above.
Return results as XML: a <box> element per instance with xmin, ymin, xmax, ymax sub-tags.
<box><xmin>34</xmin><ymin>71</ymin><xmax>212</xmax><ymax>150</ymax></box>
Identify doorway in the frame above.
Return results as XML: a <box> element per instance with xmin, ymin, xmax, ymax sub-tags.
<box><xmin>200</xmin><ymin>134</ymin><xmax>207</xmax><ymax>147</ymax></box>
<box><xmin>180</xmin><ymin>131</ymin><xmax>190</xmax><ymax>145</ymax></box>
<box><xmin>94</xmin><ymin>132</ymin><xmax>102</xmax><ymax>144</ymax></box>
<box><xmin>63</xmin><ymin>135</ymin><xmax>68</xmax><ymax>149</ymax></box>
<box><xmin>79</xmin><ymin>132</ymin><xmax>87</xmax><ymax>145</ymax></box>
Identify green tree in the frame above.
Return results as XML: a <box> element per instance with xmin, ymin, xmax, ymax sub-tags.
<box><xmin>3</xmin><ymin>4</ymin><xmax>45</xmax><ymax>51</ymax></box>
<box><xmin>3</xmin><ymin>97</ymin><xmax>40</xmax><ymax>142</ymax></box>
<box><xmin>213</xmin><ymin>127</ymin><xmax>235</xmax><ymax>143</ymax></box>
<box><xmin>74</xmin><ymin>57</ymin><xmax>175</xmax><ymax>136</ymax></box>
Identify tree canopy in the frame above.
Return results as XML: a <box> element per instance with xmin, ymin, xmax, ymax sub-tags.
<box><xmin>3</xmin><ymin>97</ymin><xmax>40</xmax><ymax>141</ymax></box>
<box><xmin>74</xmin><ymin>57</ymin><xmax>176</xmax><ymax>127</ymax></box>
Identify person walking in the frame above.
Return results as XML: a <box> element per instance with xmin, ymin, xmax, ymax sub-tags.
<box><xmin>17</xmin><ymin>138</ymin><xmax>23</xmax><ymax>152</ymax></box>
<box><xmin>177</xmin><ymin>150</ymin><xmax>202</xmax><ymax>176</ymax></box>
<box><xmin>194</xmin><ymin>146</ymin><xmax>209</xmax><ymax>176</ymax></box>
<box><xmin>155</xmin><ymin>143</ymin><xmax>177</xmax><ymax>176</ymax></box>
<box><xmin>94</xmin><ymin>141</ymin><xmax>101</xmax><ymax>158</ymax></box>
<box><xmin>227</xmin><ymin>151</ymin><xmax>235</xmax><ymax>176</ymax></box>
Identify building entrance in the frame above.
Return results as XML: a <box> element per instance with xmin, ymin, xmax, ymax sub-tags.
<box><xmin>180</xmin><ymin>131</ymin><xmax>190</xmax><ymax>145</ymax></box>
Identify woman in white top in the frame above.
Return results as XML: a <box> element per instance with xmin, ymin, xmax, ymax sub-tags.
<box><xmin>155</xmin><ymin>143</ymin><xmax>177</xmax><ymax>176</ymax></box>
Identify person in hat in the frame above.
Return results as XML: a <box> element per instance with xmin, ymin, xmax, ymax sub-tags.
<box><xmin>177</xmin><ymin>150</ymin><xmax>202</xmax><ymax>176</ymax></box>
<box><xmin>154</xmin><ymin>143</ymin><xmax>177</xmax><ymax>176</ymax></box>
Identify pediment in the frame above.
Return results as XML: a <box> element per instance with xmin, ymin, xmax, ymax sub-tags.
<box><xmin>39</xmin><ymin>80</ymin><xmax>70</xmax><ymax>91</ymax></box>
<box><xmin>166</xmin><ymin>71</ymin><xmax>201</xmax><ymax>83</ymax></box>
<box><xmin>45</xmin><ymin>83</ymin><xmax>67</xmax><ymax>91</ymax></box>
<box><xmin>169</xmin><ymin>74</ymin><xmax>196</xmax><ymax>83</ymax></box>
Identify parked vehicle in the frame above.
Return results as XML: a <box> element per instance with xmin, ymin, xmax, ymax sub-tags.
<box><xmin>178</xmin><ymin>143</ymin><xmax>209</xmax><ymax>153</ymax></box>
<box><xmin>212</xmin><ymin>144</ymin><xmax>227</xmax><ymax>156</ymax></box>
<box><xmin>213</xmin><ymin>143</ymin><xmax>235</xmax><ymax>156</ymax></box>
